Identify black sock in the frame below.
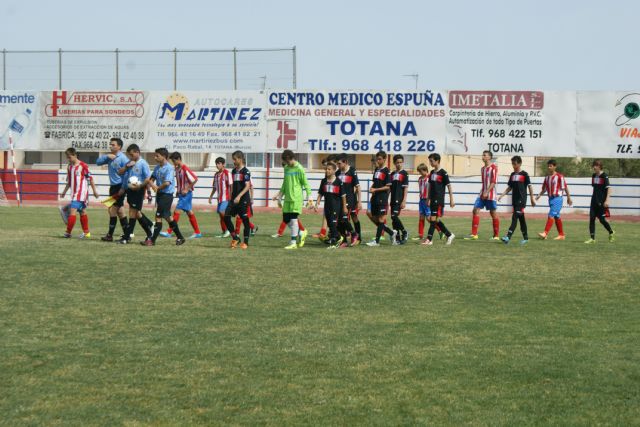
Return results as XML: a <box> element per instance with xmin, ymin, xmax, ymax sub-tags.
<box><xmin>242</xmin><ymin>217</ymin><xmax>250</xmax><ymax>243</ymax></box>
<box><xmin>427</xmin><ymin>222</ymin><xmax>436</xmax><ymax>241</ymax></box>
<box><xmin>507</xmin><ymin>213</ymin><xmax>518</xmax><ymax>238</ymax></box>
<box><xmin>599</xmin><ymin>217</ymin><xmax>613</xmax><ymax>234</ymax></box>
<box><xmin>140</xmin><ymin>213</ymin><xmax>154</xmax><ymax>229</ymax></box>
<box><xmin>224</xmin><ymin>216</ymin><xmax>236</xmax><ymax>237</ymax></box>
<box><xmin>119</xmin><ymin>217</ymin><xmax>129</xmax><ymax>233</ymax></box>
<box><xmin>108</xmin><ymin>217</ymin><xmax>117</xmax><ymax>236</ymax></box>
<box><xmin>152</xmin><ymin>222</ymin><xmax>162</xmax><ymax>242</ymax></box>
<box><xmin>436</xmin><ymin>221</ymin><xmax>450</xmax><ymax>237</ymax></box>
<box><xmin>138</xmin><ymin>217</ymin><xmax>152</xmax><ymax>238</ymax></box>
<box><xmin>519</xmin><ymin>214</ymin><xmax>528</xmax><ymax>240</ymax></box>
<box><xmin>170</xmin><ymin>220</ymin><xmax>184</xmax><ymax>240</ymax></box>
<box><xmin>376</xmin><ymin>223</ymin><xmax>384</xmax><ymax>243</ymax></box>
<box><xmin>354</xmin><ymin>220</ymin><xmax>361</xmax><ymax>237</ymax></box>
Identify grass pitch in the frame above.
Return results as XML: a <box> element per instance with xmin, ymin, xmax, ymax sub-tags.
<box><xmin>1</xmin><ymin>206</ymin><xmax>639</xmax><ymax>425</ymax></box>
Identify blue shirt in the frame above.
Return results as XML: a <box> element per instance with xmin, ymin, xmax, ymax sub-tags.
<box><xmin>152</xmin><ymin>162</ymin><xmax>176</xmax><ymax>194</ymax></box>
<box><xmin>122</xmin><ymin>158</ymin><xmax>151</xmax><ymax>190</ymax></box>
<box><xmin>96</xmin><ymin>151</ymin><xmax>128</xmax><ymax>185</ymax></box>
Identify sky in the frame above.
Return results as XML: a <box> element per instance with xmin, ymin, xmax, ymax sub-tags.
<box><xmin>1</xmin><ymin>0</ymin><xmax>638</xmax><ymax>91</ymax></box>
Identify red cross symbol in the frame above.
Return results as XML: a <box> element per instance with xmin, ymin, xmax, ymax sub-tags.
<box><xmin>277</xmin><ymin>121</ymin><xmax>296</xmax><ymax>149</ymax></box>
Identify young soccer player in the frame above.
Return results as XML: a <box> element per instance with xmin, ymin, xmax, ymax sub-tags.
<box><xmin>314</xmin><ymin>162</ymin><xmax>346</xmax><ymax>248</ymax></box>
<box><xmin>116</xmin><ymin>144</ymin><xmax>155</xmax><ymax>244</ymax></box>
<box><xmin>415</xmin><ymin>163</ymin><xmax>430</xmax><ymax>241</ymax></box>
<box><xmin>497</xmin><ymin>156</ymin><xmax>536</xmax><ymax>245</ymax></box>
<box><xmin>422</xmin><ymin>153</ymin><xmax>455</xmax><ymax>246</ymax></box>
<box><xmin>366</xmin><ymin>151</ymin><xmax>395</xmax><ymax>247</ymax></box>
<box><xmin>96</xmin><ymin>137</ymin><xmax>129</xmax><ymax>241</ymax></box>
<box><xmin>271</xmin><ymin>149</ymin><xmax>312</xmax><ymax>250</ymax></box>
<box><xmin>143</xmin><ymin>148</ymin><xmax>185</xmax><ymax>246</ymax></box>
<box><xmin>389</xmin><ymin>154</ymin><xmax>409</xmax><ymax>244</ymax></box>
<box><xmin>235</xmin><ymin>177</ymin><xmax>258</xmax><ymax>236</ymax></box>
<box><xmin>535</xmin><ymin>159</ymin><xmax>573</xmax><ymax>240</ymax></box>
<box><xmin>336</xmin><ymin>153</ymin><xmax>361</xmax><ymax>245</ymax></box>
<box><xmin>59</xmin><ymin>148</ymin><xmax>100</xmax><ymax>238</ymax></box>
<box><xmin>159</xmin><ymin>151</ymin><xmax>202</xmax><ymax>239</ymax></box>
<box><xmin>313</xmin><ymin>155</ymin><xmax>338</xmax><ymax>240</ymax></box>
<box><xmin>585</xmin><ymin>159</ymin><xmax>615</xmax><ymax>244</ymax></box>
<box><xmin>464</xmin><ymin>150</ymin><xmax>500</xmax><ymax>240</ymax></box>
<box><xmin>208</xmin><ymin>157</ymin><xmax>232</xmax><ymax>238</ymax></box>
<box><xmin>224</xmin><ymin>151</ymin><xmax>252</xmax><ymax>249</ymax></box>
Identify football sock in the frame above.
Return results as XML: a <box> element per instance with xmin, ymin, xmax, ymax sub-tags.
<box><xmin>188</xmin><ymin>212</ymin><xmax>200</xmax><ymax>234</ymax></box>
<box><xmin>224</xmin><ymin>215</ymin><xmax>236</xmax><ymax>236</ymax></box>
<box><xmin>66</xmin><ymin>215</ymin><xmax>77</xmax><ymax>233</ymax></box>
<box><xmin>427</xmin><ymin>222</ymin><xmax>436</xmax><ymax>241</ymax></box>
<box><xmin>278</xmin><ymin>221</ymin><xmax>287</xmax><ymax>236</ymax></box>
<box><xmin>80</xmin><ymin>213</ymin><xmax>90</xmax><ymax>233</ymax></box>
<box><xmin>219</xmin><ymin>216</ymin><xmax>227</xmax><ymax>232</ymax></box>
<box><xmin>589</xmin><ymin>214</ymin><xmax>596</xmax><ymax>239</ymax></box>
<box><xmin>492</xmin><ymin>217</ymin><xmax>500</xmax><ymax>237</ymax></box>
<box><xmin>519</xmin><ymin>214</ymin><xmax>528</xmax><ymax>240</ymax></box>
<box><xmin>138</xmin><ymin>217</ymin><xmax>152</xmax><ymax>238</ymax></box>
<box><xmin>242</xmin><ymin>217</ymin><xmax>250</xmax><ymax>243</ymax></box>
<box><xmin>437</xmin><ymin>221</ymin><xmax>451</xmax><ymax>237</ymax></box>
<box><xmin>108</xmin><ymin>217</ymin><xmax>117</xmax><ymax>236</ymax></box>
<box><xmin>471</xmin><ymin>214</ymin><xmax>480</xmax><ymax>235</ymax></box>
<box><xmin>599</xmin><ymin>216</ymin><xmax>613</xmax><ymax>234</ymax></box>
<box><xmin>169</xmin><ymin>220</ymin><xmax>184</xmax><ymax>240</ymax></box>
<box><xmin>544</xmin><ymin>217</ymin><xmax>554</xmax><ymax>234</ymax></box>
<box><xmin>152</xmin><ymin>222</ymin><xmax>162</xmax><ymax>242</ymax></box>
<box><xmin>119</xmin><ymin>217</ymin><xmax>129</xmax><ymax>234</ymax></box>
<box><xmin>289</xmin><ymin>218</ymin><xmax>299</xmax><ymax>243</ymax></box>
<box><xmin>167</xmin><ymin>212</ymin><xmax>180</xmax><ymax>234</ymax></box>
<box><xmin>418</xmin><ymin>217</ymin><xmax>425</xmax><ymax>237</ymax></box>
<box><xmin>555</xmin><ymin>218</ymin><xmax>564</xmax><ymax>235</ymax></box>
<box><xmin>298</xmin><ymin>219</ymin><xmax>305</xmax><ymax>231</ymax></box>
<box><xmin>353</xmin><ymin>220</ymin><xmax>361</xmax><ymax>237</ymax></box>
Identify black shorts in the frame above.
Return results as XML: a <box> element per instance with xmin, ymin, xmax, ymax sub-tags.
<box><xmin>590</xmin><ymin>202</ymin><xmax>610</xmax><ymax>218</ymax></box>
<box><xmin>429</xmin><ymin>199</ymin><xmax>444</xmax><ymax>217</ymax></box>
<box><xmin>109</xmin><ymin>184</ymin><xmax>124</xmax><ymax>207</ymax></box>
<box><xmin>283</xmin><ymin>212</ymin><xmax>299</xmax><ymax>223</ymax></box>
<box><xmin>226</xmin><ymin>200</ymin><xmax>249</xmax><ymax>218</ymax></box>
<box><xmin>155</xmin><ymin>192</ymin><xmax>174</xmax><ymax>219</ymax></box>
<box><xmin>369</xmin><ymin>197</ymin><xmax>388</xmax><ymax>216</ymax></box>
<box><xmin>390</xmin><ymin>203</ymin><xmax>402</xmax><ymax>216</ymax></box>
<box><xmin>126</xmin><ymin>189</ymin><xmax>145</xmax><ymax>211</ymax></box>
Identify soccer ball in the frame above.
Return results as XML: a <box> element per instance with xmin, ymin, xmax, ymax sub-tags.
<box><xmin>128</xmin><ymin>175</ymin><xmax>140</xmax><ymax>189</ymax></box>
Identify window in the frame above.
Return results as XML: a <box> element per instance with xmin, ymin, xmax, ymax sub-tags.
<box><xmin>24</xmin><ymin>151</ymin><xmax>42</xmax><ymax>165</ymax></box>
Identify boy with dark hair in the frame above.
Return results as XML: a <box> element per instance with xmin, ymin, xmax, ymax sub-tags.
<box><xmin>422</xmin><ymin>153</ymin><xmax>455</xmax><ymax>246</ymax></box>
<box><xmin>390</xmin><ymin>154</ymin><xmax>409</xmax><ymax>244</ymax></box>
<box><xmin>224</xmin><ymin>150</ymin><xmax>252</xmax><ymax>249</ymax></box>
<box><xmin>209</xmin><ymin>156</ymin><xmax>232</xmax><ymax>238</ymax></box>
<box><xmin>313</xmin><ymin>154</ymin><xmax>339</xmax><ymax>240</ymax></box>
<box><xmin>117</xmin><ymin>144</ymin><xmax>155</xmax><ymax>244</ymax></box>
<box><xmin>60</xmin><ymin>148</ymin><xmax>100</xmax><ymax>238</ymax></box>
<box><xmin>498</xmin><ymin>156</ymin><xmax>536</xmax><ymax>245</ymax></box>
<box><xmin>366</xmin><ymin>151</ymin><xmax>395</xmax><ymax>247</ymax></box>
<box><xmin>96</xmin><ymin>137</ymin><xmax>129</xmax><ymax>241</ymax></box>
<box><xmin>535</xmin><ymin>159</ymin><xmax>572</xmax><ymax>240</ymax></box>
<box><xmin>314</xmin><ymin>162</ymin><xmax>346</xmax><ymax>248</ymax></box>
<box><xmin>272</xmin><ymin>149</ymin><xmax>312</xmax><ymax>249</ymax></box>
<box><xmin>464</xmin><ymin>150</ymin><xmax>500</xmax><ymax>241</ymax></box>
<box><xmin>585</xmin><ymin>159</ymin><xmax>615</xmax><ymax>244</ymax></box>
<box><xmin>336</xmin><ymin>153</ymin><xmax>361</xmax><ymax>246</ymax></box>
<box><xmin>143</xmin><ymin>148</ymin><xmax>185</xmax><ymax>246</ymax></box>
<box><xmin>160</xmin><ymin>151</ymin><xmax>202</xmax><ymax>239</ymax></box>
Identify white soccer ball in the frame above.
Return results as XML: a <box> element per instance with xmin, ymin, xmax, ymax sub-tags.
<box><xmin>127</xmin><ymin>175</ymin><xmax>140</xmax><ymax>189</ymax></box>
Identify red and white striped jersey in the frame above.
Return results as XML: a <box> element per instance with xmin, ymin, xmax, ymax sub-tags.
<box><xmin>418</xmin><ymin>176</ymin><xmax>429</xmax><ymax>199</ymax></box>
<box><xmin>67</xmin><ymin>161</ymin><xmax>92</xmax><ymax>202</ymax></box>
<box><xmin>213</xmin><ymin>169</ymin><xmax>231</xmax><ymax>203</ymax></box>
<box><xmin>542</xmin><ymin>173</ymin><xmax>567</xmax><ymax>197</ymax></box>
<box><xmin>480</xmin><ymin>163</ymin><xmax>498</xmax><ymax>200</ymax></box>
<box><xmin>176</xmin><ymin>164</ymin><xmax>197</xmax><ymax>193</ymax></box>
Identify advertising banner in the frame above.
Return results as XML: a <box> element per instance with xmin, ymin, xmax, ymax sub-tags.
<box><xmin>0</xmin><ymin>91</ymin><xmax>39</xmax><ymax>150</ymax></box>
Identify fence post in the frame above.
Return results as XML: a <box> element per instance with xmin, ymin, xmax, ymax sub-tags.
<box><xmin>2</xmin><ymin>49</ymin><xmax>6</xmax><ymax>90</ymax></box>
<box><xmin>233</xmin><ymin>47</ymin><xmax>237</xmax><ymax>90</ymax></box>
<box><xmin>292</xmin><ymin>46</ymin><xmax>297</xmax><ymax>89</ymax></box>
<box><xmin>173</xmin><ymin>48</ymin><xmax>177</xmax><ymax>90</ymax></box>
<box><xmin>115</xmin><ymin>48</ymin><xmax>119</xmax><ymax>90</ymax></box>
<box><xmin>58</xmin><ymin>48</ymin><xmax>62</xmax><ymax>89</ymax></box>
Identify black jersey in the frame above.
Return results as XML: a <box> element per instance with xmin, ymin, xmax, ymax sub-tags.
<box><xmin>231</xmin><ymin>166</ymin><xmax>251</xmax><ymax>202</ymax></box>
<box><xmin>337</xmin><ymin>166</ymin><xmax>360</xmax><ymax>208</ymax></box>
<box><xmin>591</xmin><ymin>172</ymin><xmax>610</xmax><ymax>205</ymax></box>
<box><xmin>319</xmin><ymin>177</ymin><xmax>344</xmax><ymax>214</ymax></box>
<box><xmin>507</xmin><ymin>170</ymin><xmax>531</xmax><ymax>206</ymax></box>
<box><xmin>372</xmin><ymin>166</ymin><xmax>391</xmax><ymax>202</ymax></box>
<box><xmin>390</xmin><ymin>169</ymin><xmax>409</xmax><ymax>205</ymax></box>
<box><xmin>428</xmin><ymin>168</ymin><xmax>450</xmax><ymax>202</ymax></box>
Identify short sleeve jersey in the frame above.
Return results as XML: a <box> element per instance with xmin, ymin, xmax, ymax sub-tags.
<box><xmin>122</xmin><ymin>158</ymin><xmax>151</xmax><ymax>191</ymax></box>
<box><xmin>390</xmin><ymin>170</ymin><xmax>409</xmax><ymax>205</ymax></box>
<box><xmin>152</xmin><ymin>163</ymin><xmax>176</xmax><ymax>194</ymax></box>
<box><xmin>67</xmin><ymin>161</ymin><xmax>92</xmax><ymax>202</ymax></box>
<box><xmin>319</xmin><ymin>177</ymin><xmax>344</xmax><ymax>214</ymax></box>
<box><xmin>591</xmin><ymin>172</ymin><xmax>610</xmax><ymax>205</ymax></box>
<box><xmin>428</xmin><ymin>169</ymin><xmax>450</xmax><ymax>203</ymax></box>
<box><xmin>337</xmin><ymin>166</ymin><xmax>359</xmax><ymax>208</ymax></box>
<box><xmin>372</xmin><ymin>166</ymin><xmax>391</xmax><ymax>202</ymax></box>
<box><xmin>231</xmin><ymin>166</ymin><xmax>251</xmax><ymax>202</ymax></box>
<box><xmin>507</xmin><ymin>170</ymin><xmax>531</xmax><ymax>207</ymax></box>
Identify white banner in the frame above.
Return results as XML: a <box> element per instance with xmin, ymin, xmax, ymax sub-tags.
<box><xmin>0</xmin><ymin>91</ymin><xmax>39</xmax><ymax>150</ymax></box>
<box><xmin>577</xmin><ymin>91</ymin><xmax>640</xmax><ymax>158</ymax></box>
<box><xmin>265</xmin><ymin>90</ymin><xmax>447</xmax><ymax>155</ymax></box>
<box><xmin>445</xmin><ymin>90</ymin><xmax>576</xmax><ymax>156</ymax></box>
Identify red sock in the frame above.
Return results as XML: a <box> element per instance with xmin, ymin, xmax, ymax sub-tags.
<box><xmin>250</xmin><ymin>222</ymin><xmax>255</xmax><ymax>230</ymax></box>
<box><xmin>555</xmin><ymin>218</ymin><xmax>564</xmax><ymax>235</ymax></box>
<box><xmin>66</xmin><ymin>215</ymin><xmax>77</xmax><ymax>233</ymax></box>
<box><xmin>80</xmin><ymin>214</ymin><xmax>89</xmax><ymax>233</ymax></box>
<box><xmin>219</xmin><ymin>216</ymin><xmax>227</xmax><ymax>232</ymax></box>
<box><xmin>278</xmin><ymin>221</ymin><xmax>287</xmax><ymax>235</ymax></box>
<box><xmin>320</xmin><ymin>227</ymin><xmax>327</xmax><ymax>236</ymax></box>
<box><xmin>188</xmin><ymin>212</ymin><xmax>200</xmax><ymax>234</ymax></box>
<box><xmin>544</xmin><ymin>217</ymin><xmax>554</xmax><ymax>234</ymax></box>
<box><xmin>492</xmin><ymin>217</ymin><xmax>500</xmax><ymax>237</ymax></box>
<box><xmin>418</xmin><ymin>217</ymin><xmax>425</xmax><ymax>237</ymax></box>
<box><xmin>298</xmin><ymin>219</ymin><xmax>305</xmax><ymax>231</ymax></box>
<box><xmin>471</xmin><ymin>214</ymin><xmax>480</xmax><ymax>235</ymax></box>
<box><xmin>435</xmin><ymin>223</ymin><xmax>441</xmax><ymax>232</ymax></box>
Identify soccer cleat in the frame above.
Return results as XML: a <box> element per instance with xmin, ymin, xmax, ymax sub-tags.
<box><xmin>520</xmin><ymin>239</ymin><xmax>529</xmax><ymax>245</ymax></box>
<box><xmin>366</xmin><ymin>241</ymin><xmax>380</xmax><ymax>247</ymax></box>
<box><xmin>446</xmin><ymin>233</ymin><xmax>455</xmax><ymax>245</ymax></box>
<box><xmin>501</xmin><ymin>236</ymin><xmax>510</xmax><ymax>244</ymax></box>
<box><xmin>554</xmin><ymin>235</ymin><xmax>566</xmax><ymax>241</ymax></box>
<box><xmin>250</xmin><ymin>226</ymin><xmax>259</xmax><ymax>236</ymax></box>
<box><xmin>402</xmin><ymin>230</ymin><xmax>408</xmax><ymax>243</ymax></box>
<box><xmin>230</xmin><ymin>239</ymin><xmax>239</xmax><ymax>249</ymax></box>
<box><xmin>339</xmin><ymin>242</ymin><xmax>350</xmax><ymax>249</ymax></box>
<box><xmin>609</xmin><ymin>231</ymin><xmax>616</xmax><ymax>242</ymax></box>
<box><xmin>298</xmin><ymin>229</ymin><xmax>308</xmax><ymax>248</ymax></box>
<box><xmin>412</xmin><ymin>236</ymin><xmax>423</xmax><ymax>241</ymax></box>
<box><xmin>159</xmin><ymin>231</ymin><xmax>172</xmax><ymax>238</ymax></box>
<box><xmin>537</xmin><ymin>232</ymin><xmax>548</xmax><ymax>240</ymax></box>
<box><xmin>240</xmin><ymin>242</ymin><xmax>248</xmax><ymax>250</ymax></box>
<box><xmin>350</xmin><ymin>234</ymin><xmax>360</xmax><ymax>246</ymax></box>
<box><xmin>463</xmin><ymin>234</ymin><xmax>479</xmax><ymax>240</ymax></box>
<box><xmin>58</xmin><ymin>206</ymin><xmax>70</xmax><ymax>225</ymax></box>
<box><xmin>117</xmin><ymin>237</ymin><xmax>130</xmax><ymax>244</ymax></box>
<box><xmin>140</xmin><ymin>238</ymin><xmax>154</xmax><ymax>246</ymax></box>
<box><xmin>584</xmin><ymin>238</ymin><xmax>596</xmax><ymax>244</ymax></box>
<box><xmin>271</xmin><ymin>233</ymin><xmax>282</xmax><ymax>238</ymax></box>
<box><xmin>327</xmin><ymin>243</ymin><xmax>339</xmax><ymax>250</ymax></box>
<box><xmin>63</xmin><ymin>232</ymin><xmax>72</xmax><ymax>239</ymax></box>
<box><xmin>101</xmin><ymin>234</ymin><xmax>113</xmax><ymax>242</ymax></box>
<box><xmin>175</xmin><ymin>238</ymin><xmax>186</xmax><ymax>246</ymax></box>
<box><xmin>284</xmin><ymin>242</ymin><xmax>298</xmax><ymax>250</ymax></box>
<box><xmin>78</xmin><ymin>232</ymin><xmax>91</xmax><ymax>239</ymax></box>
<box><xmin>490</xmin><ymin>236</ymin><xmax>501</xmax><ymax>241</ymax></box>
<box><xmin>391</xmin><ymin>230</ymin><xmax>399</xmax><ymax>245</ymax></box>
<box><xmin>421</xmin><ymin>239</ymin><xmax>433</xmax><ymax>246</ymax></box>
<box><xmin>188</xmin><ymin>233</ymin><xmax>203</xmax><ymax>239</ymax></box>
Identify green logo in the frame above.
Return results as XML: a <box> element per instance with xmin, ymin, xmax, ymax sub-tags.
<box><xmin>624</xmin><ymin>102</ymin><xmax>640</xmax><ymax>120</ymax></box>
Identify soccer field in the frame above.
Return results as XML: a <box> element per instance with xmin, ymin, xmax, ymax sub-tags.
<box><xmin>1</xmin><ymin>206</ymin><xmax>639</xmax><ymax>425</ymax></box>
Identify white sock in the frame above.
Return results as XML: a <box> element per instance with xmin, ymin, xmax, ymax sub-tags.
<box><xmin>290</xmin><ymin>219</ymin><xmax>299</xmax><ymax>241</ymax></box>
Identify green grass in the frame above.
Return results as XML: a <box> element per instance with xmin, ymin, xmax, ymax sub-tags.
<box><xmin>1</xmin><ymin>206</ymin><xmax>639</xmax><ymax>425</ymax></box>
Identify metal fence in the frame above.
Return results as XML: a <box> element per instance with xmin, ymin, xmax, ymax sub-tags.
<box><xmin>1</xmin><ymin>47</ymin><xmax>297</xmax><ymax>90</ymax></box>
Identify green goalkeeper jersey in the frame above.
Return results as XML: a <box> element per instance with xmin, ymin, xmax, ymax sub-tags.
<box><xmin>280</xmin><ymin>161</ymin><xmax>310</xmax><ymax>213</ymax></box>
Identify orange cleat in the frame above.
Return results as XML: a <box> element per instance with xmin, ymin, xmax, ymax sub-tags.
<box><xmin>553</xmin><ymin>235</ymin><xmax>566</xmax><ymax>241</ymax></box>
<box><xmin>240</xmin><ymin>243</ymin><xmax>248</xmax><ymax>250</ymax></box>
